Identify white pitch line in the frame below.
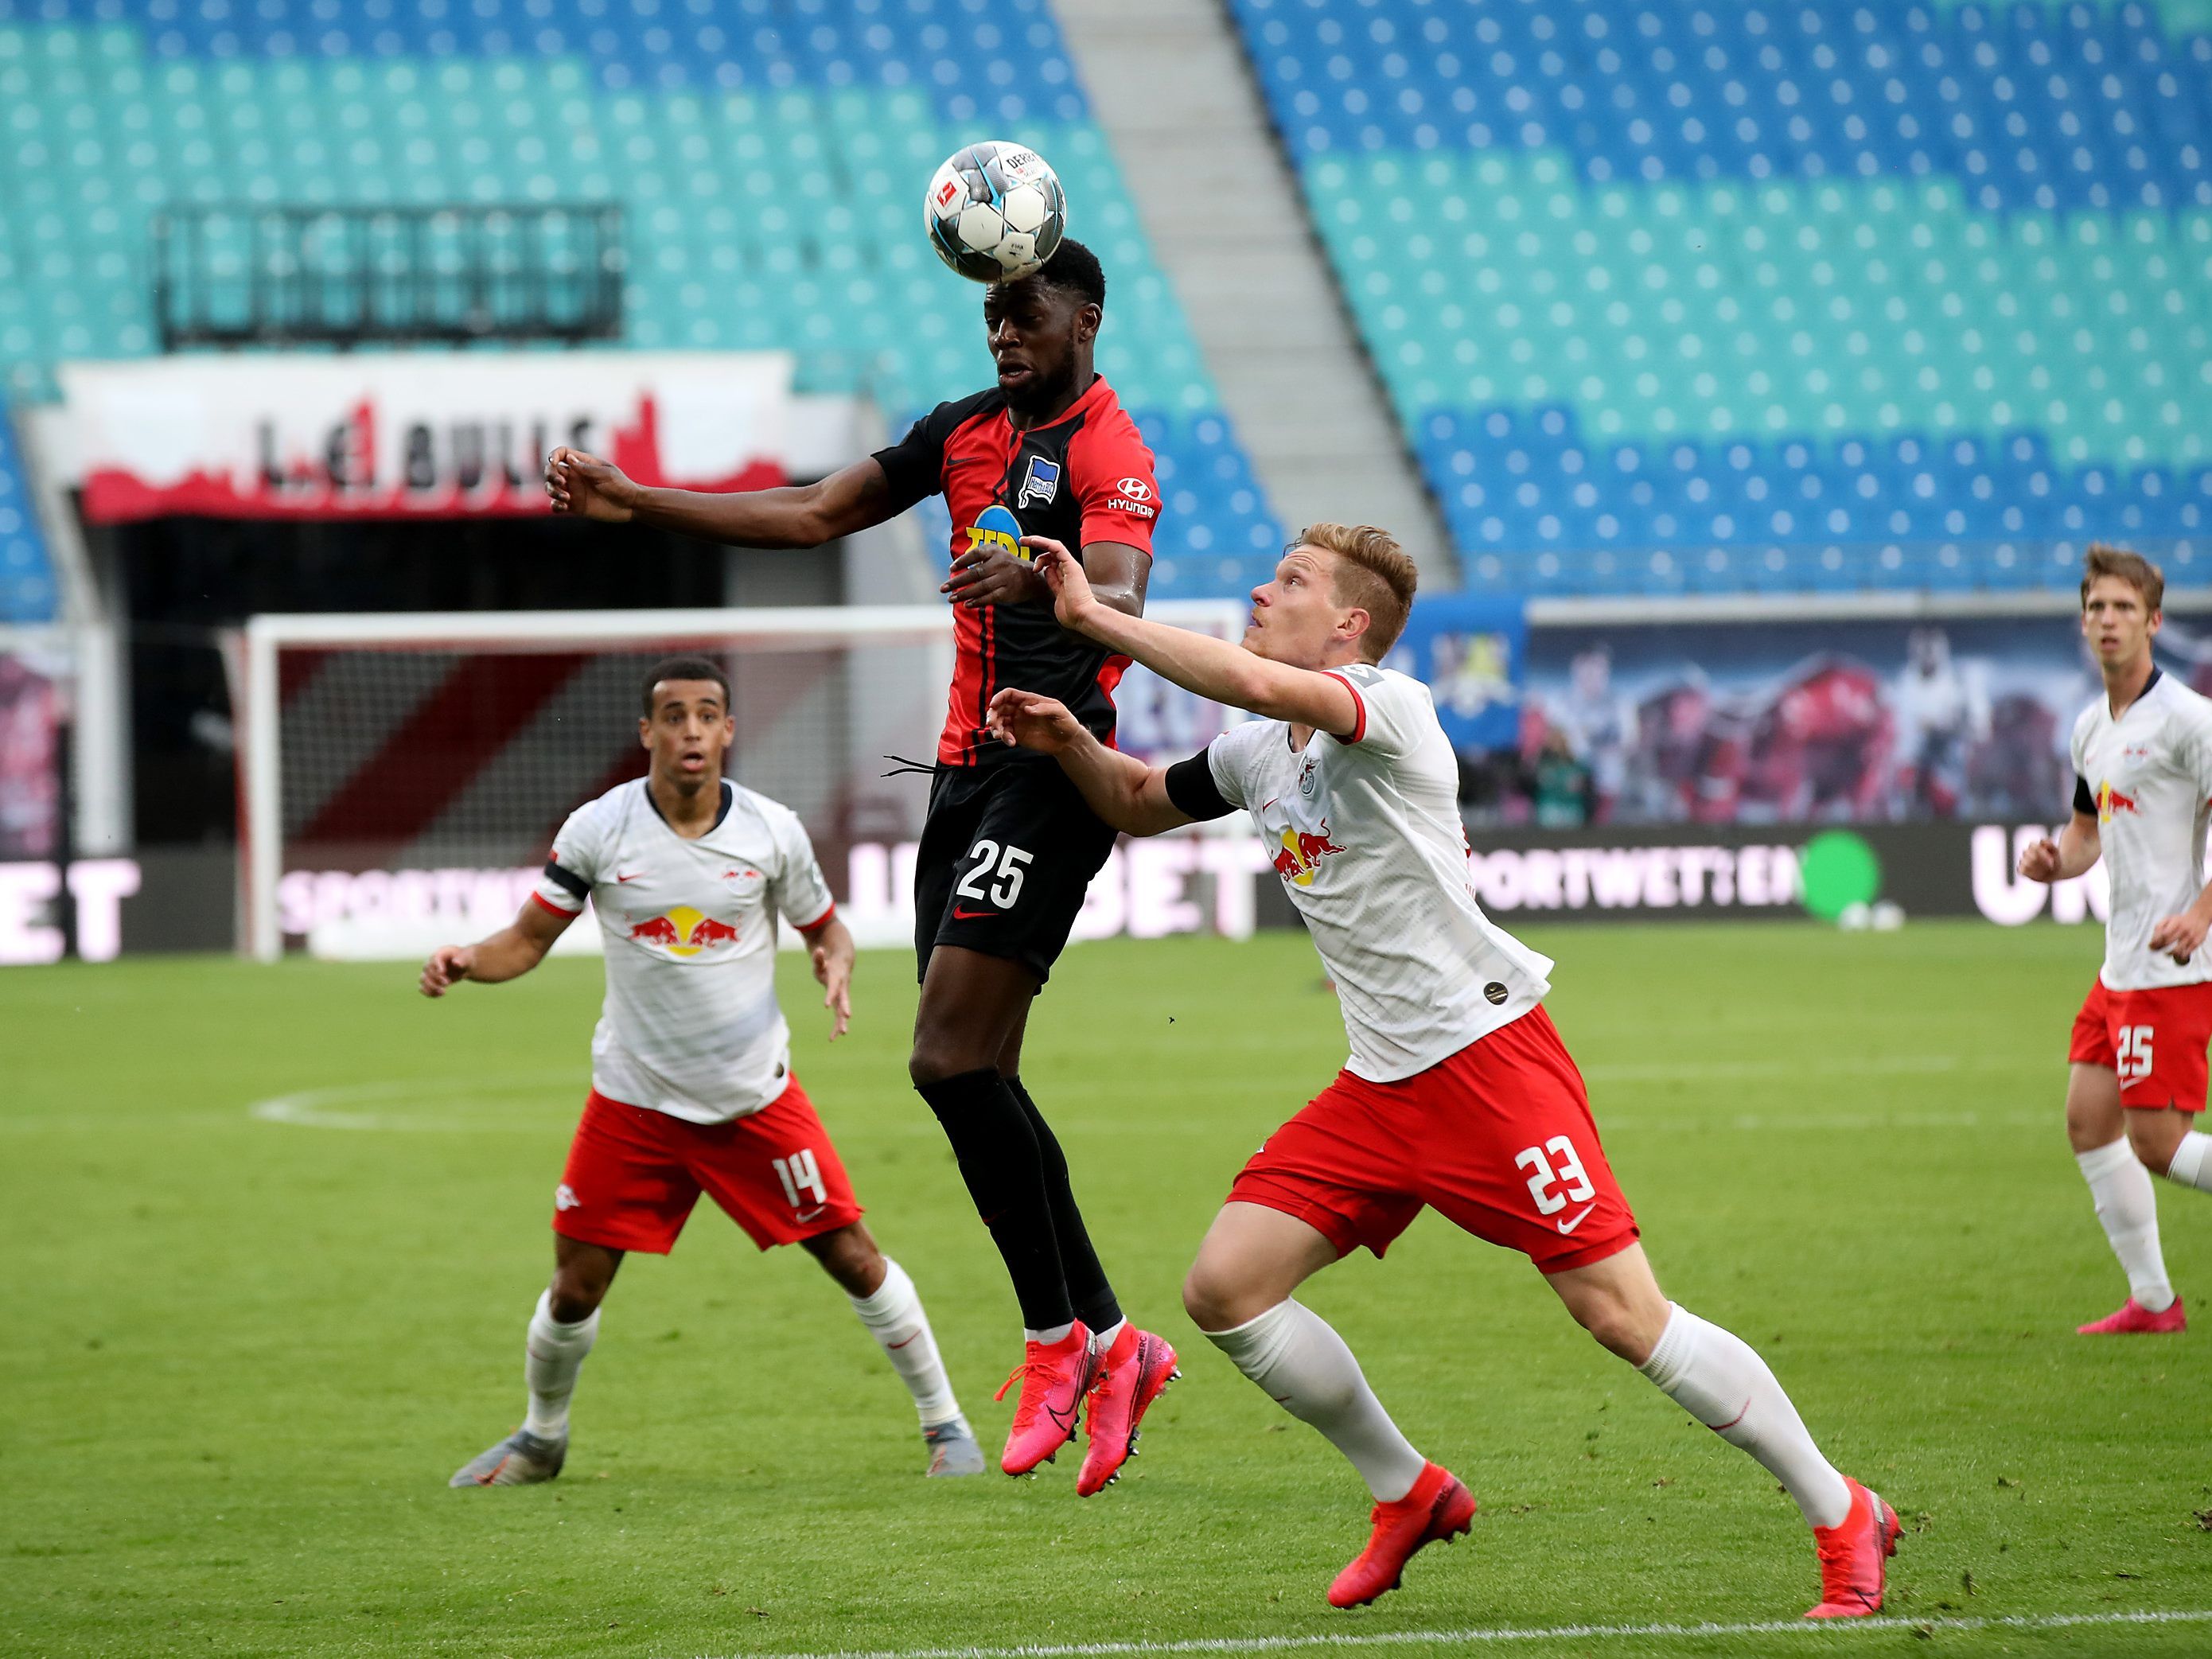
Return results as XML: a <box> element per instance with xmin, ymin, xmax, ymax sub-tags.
<box><xmin>242</xmin><ymin>1051</ymin><xmax>2046</xmax><ymax>1135</ymax></box>
<box><xmin>694</xmin><ymin>1607</ymin><xmax>2212</xmax><ymax>1659</ymax></box>
<box><xmin>246</xmin><ymin>1071</ymin><xmax>581</xmax><ymax>1131</ymax></box>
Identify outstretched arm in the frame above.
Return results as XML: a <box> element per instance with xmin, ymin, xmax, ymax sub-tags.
<box><xmin>420</xmin><ymin>896</ymin><xmax>574</xmax><ymax>996</ymax></box>
<box><xmin>546</xmin><ymin>450</ymin><xmax>898</xmax><ymax>550</ymax></box>
<box><xmin>1020</xmin><ymin>538</ymin><xmax>1359</xmax><ymax>737</ymax></box>
<box><xmin>986</xmin><ymin>690</ymin><xmax>1194</xmax><ymax>838</ymax></box>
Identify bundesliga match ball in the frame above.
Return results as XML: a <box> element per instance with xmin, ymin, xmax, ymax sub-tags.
<box><xmin>925</xmin><ymin>141</ymin><xmax>1067</xmax><ymax>283</ymax></box>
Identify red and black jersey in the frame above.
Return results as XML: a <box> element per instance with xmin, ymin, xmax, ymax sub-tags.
<box><xmin>873</xmin><ymin>375</ymin><xmax>1161</xmax><ymax>766</ymax></box>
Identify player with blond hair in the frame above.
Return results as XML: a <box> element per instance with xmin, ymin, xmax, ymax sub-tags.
<box><xmin>987</xmin><ymin>525</ymin><xmax>1896</xmax><ymax>1618</ymax></box>
<box><xmin>2022</xmin><ymin>545</ymin><xmax>2212</xmax><ymax>1334</ymax></box>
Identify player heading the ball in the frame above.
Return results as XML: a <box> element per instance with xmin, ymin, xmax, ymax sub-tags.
<box><xmin>987</xmin><ymin>527</ymin><xmax>1898</xmax><ymax>1618</ymax></box>
<box><xmin>2021</xmin><ymin>545</ymin><xmax>2212</xmax><ymax>1336</ymax></box>
<box><xmin>546</xmin><ymin>240</ymin><xmax>1178</xmax><ymax>1491</ymax></box>
<box><xmin>423</xmin><ymin>658</ymin><xmax>983</xmax><ymax>1486</ymax></box>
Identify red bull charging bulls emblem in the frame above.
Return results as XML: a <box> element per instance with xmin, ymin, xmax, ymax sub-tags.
<box><xmin>1272</xmin><ymin>819</ymin><xmax>1348</xmax><ymax>888</ymax></box>
<box><xmin>627</xmin><ymin>905</ymin><xmax>741</xmax><ymax>956</ymax></box>
<box><xmin>2097</xmin><ymin>781</ymin><xmax>2140</xmax><ymax>822</ymax></box>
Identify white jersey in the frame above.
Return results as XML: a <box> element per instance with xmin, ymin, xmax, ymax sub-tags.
<box><xmin>1204</xmin><ymin>664</ymin><xmax>1555</xmax><ymax>1082</ymax></box>
<box><xmin>2071</xmin><ymin>668</ymin><xmax>2212</xmax><ymax>991</ymax></box>
<box><xmin>533</xmin><ymin>777</ymin><xmax>836</xmax><ymax>1124</ymax></box>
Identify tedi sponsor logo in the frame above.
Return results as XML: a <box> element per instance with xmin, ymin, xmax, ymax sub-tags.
<box><xmin>963</xmin><ymin>502</ymin><xmax>1027</xmax><ymax>561</ymax></box>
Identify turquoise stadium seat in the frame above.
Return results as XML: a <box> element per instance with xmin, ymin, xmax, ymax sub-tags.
<box><xmin>0</xmin><ymin>2</ymin><xmax>1277</xmax><ymax>599</ymax></box>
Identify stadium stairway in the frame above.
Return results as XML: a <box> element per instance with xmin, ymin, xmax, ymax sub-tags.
<box><xmin>0</xmin><ymin>1</ymin><xmax>1281</xmax><ymax>602</ymax></box>
<box><xmin>1052</xmin><ymin>0</ymin><xmax>1453</xmax><ymax>577</ymax></box>
<box><xmin>1230</xmin><ymin>0</ymin><xmax>2212</xmax><ymax>596</ymax></box>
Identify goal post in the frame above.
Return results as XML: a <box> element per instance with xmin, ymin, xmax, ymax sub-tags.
<box><xmin>233</xmin><ymin>600</ymin><xmax>1248</xmax><ymax>960</ymax></box>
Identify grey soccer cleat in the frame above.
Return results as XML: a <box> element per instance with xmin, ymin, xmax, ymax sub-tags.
<box><xmin>923</xmin><ymin>1418</ymin><xmax>987</xmax><ymax>1478</ymax></box>
<box><xmin>449</xmin><ymin>1427</ymin><xmax>567</xmax><ymax>1488</ymax></box>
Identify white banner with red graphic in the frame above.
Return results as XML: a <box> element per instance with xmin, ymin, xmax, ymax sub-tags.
<box><xmin>54</xmin><ymin>352</ymin><xmax>798</xmax><ymax>523</ymax></box>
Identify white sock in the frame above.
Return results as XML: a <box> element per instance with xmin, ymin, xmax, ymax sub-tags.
<box><xmin>1088</xmin><ymin>1317</ymin><xmax>1128</xmax><ymax>1355</ymax></box>
<box><xmin>2078</xmin><ymin>1139</ymin><xmax>2176</xmax><ymax>1311</ymax></box>
<box><xmin>849</xmin><ymin>1259</ymin><xmax>963</xmax><ymax>1428</ymax></box>
<box><xmin>1024</xmin><ymin>1322</ymin><xmax>1075</xmax><ymax>1346</ymax></box>
<box><xmin>1205</xmin><ymin>1299</ymin><xmax>1427</xmax><ymax>1502</ymax></box>
<box><xmin>522</xmin><ymin>1290</ymin><xmax>598</xmax><ymax>1440</ymax></box>
<box><xmin>2163</xmin><ymin>1129</ymin><xmax>2212</xmax><ymax>1193</ymax></box>
<box><xmin>1638</xmin><ymin>1303</ymin><xmax>1851</xmax><ymax>1531</ymax></box>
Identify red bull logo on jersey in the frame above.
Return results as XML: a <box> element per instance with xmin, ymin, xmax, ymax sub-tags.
<box><xmin>2098</xmin><ymin>780</ymin><xmax>2141</xmax><ymax>821</ymax></box>
<box><xmin>1272</xmin><ymin>819</ymin><xmax>1348</xmax><ymax>887</ymax></box>
<box><xmin>627</xmin><ymin>905</ymin><xmax>740</xmax><ymax>956</ymax></box>
<box><xmin>962</xmin><ymin>503</ymin><xmax>1028</xmax><ymax>563</ymax></box>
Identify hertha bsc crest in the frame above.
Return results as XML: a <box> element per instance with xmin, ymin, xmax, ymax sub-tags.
<box><xmin>1018</xmin><ymin>454</ymin><xmax>1061</xmax><ymax>508</ymax></box>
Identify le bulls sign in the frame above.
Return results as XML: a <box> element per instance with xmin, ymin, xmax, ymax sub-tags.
<box><xmin>53</xmin><ymin>352</ymin><xmax>797</xmax><ymax>522</ymax></box>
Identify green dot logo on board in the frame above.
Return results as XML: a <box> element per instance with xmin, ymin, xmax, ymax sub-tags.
<box><xmin>1798</xmin><ymin>829</ymin><xmax>1883</xmax><ymax>923</ymax></box>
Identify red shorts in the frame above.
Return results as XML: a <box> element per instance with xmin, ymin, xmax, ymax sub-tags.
<box><xmin>2070</xmin><ymin>977</ymin><xmax>2212</xmax><ymax>1112</ymax></box>
<box><xmin>552</xmin><ymin>1077</ymin><xmax>863</xmax><ymax>1254</ymax></box>
<box><xmin>1229</xmin><ymin>1006</ymin><xmax>1640</xmax><ymax>1274</ymax></box>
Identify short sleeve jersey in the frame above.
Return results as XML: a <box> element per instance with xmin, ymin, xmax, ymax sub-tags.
<box><xmin>533</xmin><ymin>778</ymin><xmax>837</xmax><ymax>1124</ymax></box>
<box><xmin>2070</xmin><ymin>668</ymin><xmax>2212</xmax><ymax>991</ymax></box>
<box><xmin>1201</xmin><ymin>664</ymin><xmax>1556</xmax><ymax>1081</ymax></box>
<box><xmin>873</xmin><ymin>375</ymin><xmax>1160</xmax><ymax>767</ymax></box>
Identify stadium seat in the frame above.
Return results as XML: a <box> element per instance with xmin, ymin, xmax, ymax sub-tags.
<box><xmin>1233</xmin><ymin>0</ymin><xmax>2212</xmax><ymax>595</ymax></box>
<box><xmin>0</xmin><ymin>5</ymin><xmax>1276</xmax><ymax>599</ymax></box>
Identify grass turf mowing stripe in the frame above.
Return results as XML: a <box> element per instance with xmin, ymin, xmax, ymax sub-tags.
<box><xmin>703</xmin><ymin>1608</ymin><xmax>2212</xmax><ymax>1659</ymax></box>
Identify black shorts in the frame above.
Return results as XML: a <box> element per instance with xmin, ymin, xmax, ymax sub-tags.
<box><xmin>914</xmin><ymin>759</ymin><xmax>1119</xmax><ymax>985</ymax></box>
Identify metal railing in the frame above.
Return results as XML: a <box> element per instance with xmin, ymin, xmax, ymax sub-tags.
<box><xmin>151</xmin><ymin>204</ymin><xmax>625</xmax><ymax>349</ymax></box>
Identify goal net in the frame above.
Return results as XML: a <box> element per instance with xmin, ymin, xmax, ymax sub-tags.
<box><xmin>232</xmin><ymin>601</ymin><xmax>1253</xmax><ymax>960</ymax></box>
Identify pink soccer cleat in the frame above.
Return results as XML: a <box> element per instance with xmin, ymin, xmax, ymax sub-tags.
<box><xmin>2078</xmin><ymin>1295</ymin><xmax>2187</xmax><ymax>1334</ymax></box>
<box><xmin>1326</xmin><ymin>1461</ymin><xmax>1477</xmax><ymax>1608</ymax></box>
<box><xmin>993</xmin><ymin>1324</ymin><xmax>1096</xmax><ymax>1476</ymax></box>
<box><xmin>1076</xmin><ymin>1326</ymin><xmax>1179</xmax><ymax>1496</ymax></box>
<box><xmin>1804</xmin><ymin>1477</ymin><xmax>1901</xmax><ymax>1619</ymax></box>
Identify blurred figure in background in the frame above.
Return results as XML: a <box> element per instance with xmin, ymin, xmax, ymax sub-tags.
<box><xmin>1891</xmin><ymin>628</ymin><xmax>1989</xmax><ymax>819</ymax></box>
<box><xmin>1549</xmin><ymin>645</ymin><xmax>1635</xmax><ymax>824</ymax></box>
<box><xmin>1528</xmin><ymin>728</ymin><xmax>1594</xmax><ymax>829</ymax></box>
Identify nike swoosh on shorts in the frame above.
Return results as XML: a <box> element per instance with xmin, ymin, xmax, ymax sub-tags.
<box><xmin>1555</xmin><ymin>1203</ymin><xmax>1597</xmax><ymax>1235</ymax></box>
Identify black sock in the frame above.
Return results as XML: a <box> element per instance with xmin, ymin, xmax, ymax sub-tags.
<box><xmin>915</xmin><ymin>1068</ymin><xmax>1074</xmax><ymax>1331</ymax></box>
<box><xmin>1007</xmin><ymin>1077</ymin><xmax>1123</xmax><ymax>1335</ymax></box>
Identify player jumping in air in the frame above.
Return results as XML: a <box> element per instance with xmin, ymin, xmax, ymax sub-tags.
<box><xmin>2020</xmin><ymin>546</ymin><xmax>2212</xmax><ymax>1334</ymax></box>
<box><xmin>423</xmin><ymin>658</ymin><xmax>983</xmax><ymax>1484</ymax></box>
<box><xmin>543</xmin><ymin>242</ymin><xmax>1177</xmax><ymax>1490</ymax></box>
<box><xmin>988</xmin><ymin>527</ymin><xmax>1898</xmax><ymax>1617</ymax></box>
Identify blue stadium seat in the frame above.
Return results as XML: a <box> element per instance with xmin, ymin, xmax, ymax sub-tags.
<box><xmin>1232</xmin><ymin>0</ymin><xmax>2212</xmax><ymax>596</ymax></box>
<box><xmin>0</xmin><ymin>395</ymin><xmax>56</xmax><ymax>623</ymax></box>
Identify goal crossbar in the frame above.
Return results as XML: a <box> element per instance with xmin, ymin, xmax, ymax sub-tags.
<box><xmin>236</xmin><ymin>600</ymin><xmax>1245</xmax><ymax>960</ymax></box>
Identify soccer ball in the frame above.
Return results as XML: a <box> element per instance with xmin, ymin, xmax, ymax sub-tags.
<box><xmin>925</xmin><ymin>142</ymin><xmax>1067</xmax><ymax>283</ymax></box>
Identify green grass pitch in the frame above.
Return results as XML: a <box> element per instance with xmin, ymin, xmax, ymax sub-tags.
<box><xmin>8</xmin><ymin>920</ymin><xmax>2212</xmax><ymax>1657</ymax></box>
